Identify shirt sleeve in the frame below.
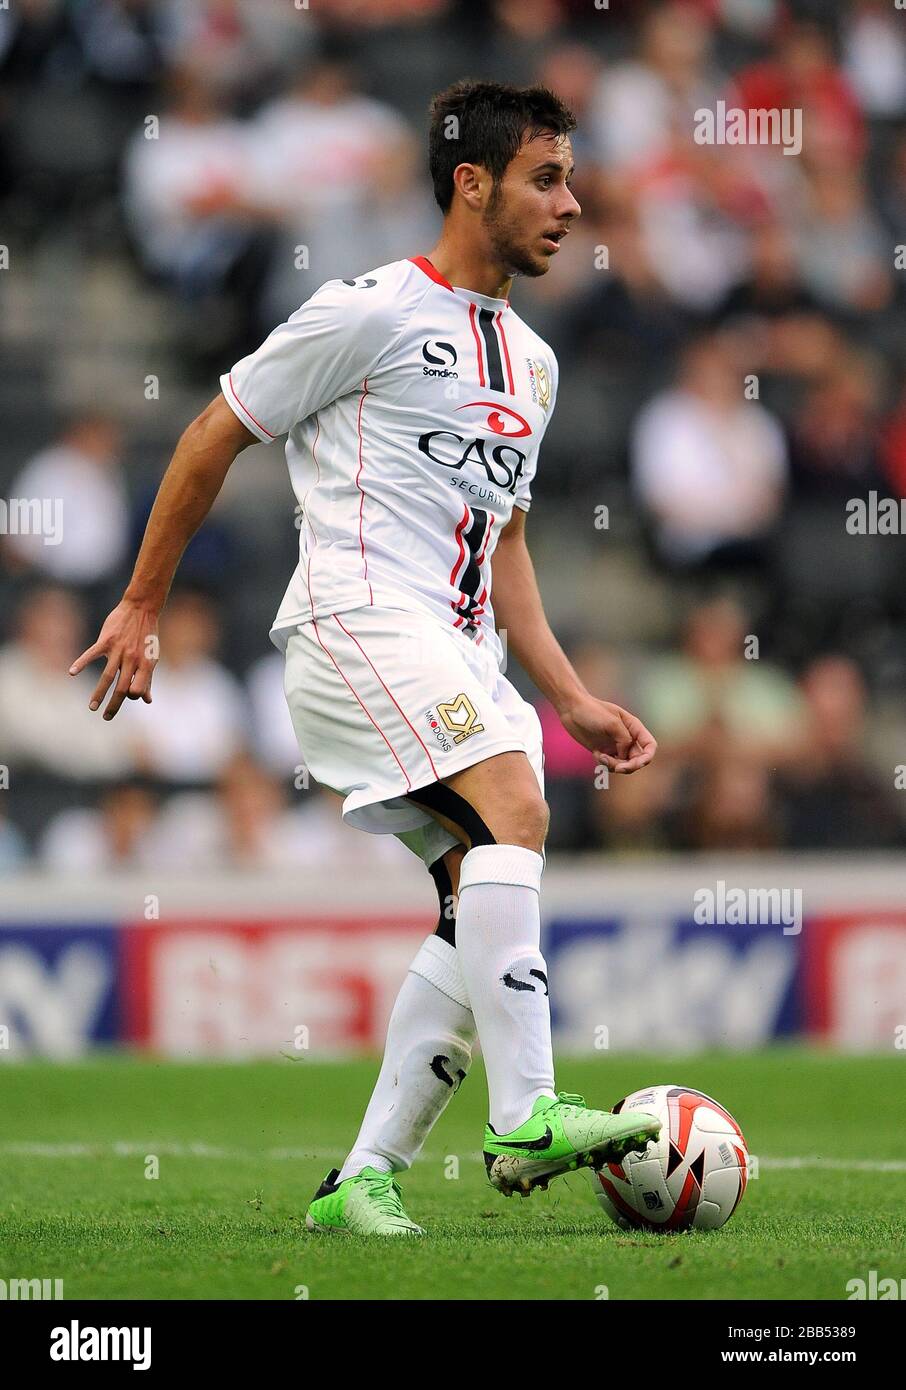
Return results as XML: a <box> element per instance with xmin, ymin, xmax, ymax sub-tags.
<box><xmin>220</xmin><ymin>277</ymin><xmax>397</xmax><ymax>441</ymax></box>
<box><xmin>513</xmin><ymin>353</ymin><xmax>558</xmax><ymax>513</ymax></box>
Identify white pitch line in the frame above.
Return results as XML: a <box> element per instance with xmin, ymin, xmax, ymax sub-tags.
<box><xmin>0</xmin><ymin>1142</ymin><xmax>353</xmax><ymax>1161</ymax></box>
<box><xmin>758</xmin><ymin>1157</ymin><xmax>906</xmax><ymax>1173</ymax></box>
<box><xmin>0</xmin><ymin>1144</ymin><xmax>905</xmax><ymax>1172</ymax></box>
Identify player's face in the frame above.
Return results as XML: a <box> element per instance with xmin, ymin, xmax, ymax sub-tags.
<box><xmin>483</xmin><ymin>132</ymin><xmax>580</xmax><ymax>278</ymax></box>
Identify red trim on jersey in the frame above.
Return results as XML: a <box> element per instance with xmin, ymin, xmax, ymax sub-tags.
<box><xmin>311</xmin><ymin>417</ymin><xmax>321</xmax><ymax>482</ymax></box>
<box><xmin>449</xmin><ymin>504</ymin><xmax>469</xmax><ymax>622</ymax></box>
<box><xmin>409</xmin><ymin>255</ymin><xmax>454</xmax><ymax>292</ymax></box>
<box><xmin>355</xmin><ymin>379</ymin><xmax>374</xmax><ymax>605</ymax></box>
<box><xmin>468</xmin><ymin>303</ymin><xmax>486</xmax><ymax>387</ymax></box>
<box><xmin>495</xmin><ymin>312</ymin><xmax>515</xmax><ymax>394</ymax></box>
<box><xmin>470</xmin><ymin>516</ymin><xmax>495</xmax><ymax>626</ymax></box>
<box><xmin>303</xmin><ymin>417</ymin><xmax>322</xmax><ymax>604</ymax></box>
<box><xmin>228</xmin><ymin>372</ymin><xmax>276</xmax><ymax>438</ymax></box>
<box><xmin>308</xmin><ymin>619</ymin><xmax>413</xmax><ymax>791</ymax></box>
<box><xmin>331</xmin><ymin>615</ymin><xmax>440</xmax><ymax>782</ymax></box>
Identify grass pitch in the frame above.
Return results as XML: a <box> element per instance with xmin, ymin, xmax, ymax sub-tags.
<box><xmin>1</xmin><ymin>1049</ymin><xmax>903</xmax><ymax>1300</ymax></box>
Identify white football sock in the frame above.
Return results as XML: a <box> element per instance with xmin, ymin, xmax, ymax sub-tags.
<box><xmin>337</xmin><ymin>936</ymin><xmax>476</xmax><ymax>1181</ymax></box>
<box><xmin>455</xmin><ymin>844</ymin><xmax>556</xmax><ymax>1135</ymax></box>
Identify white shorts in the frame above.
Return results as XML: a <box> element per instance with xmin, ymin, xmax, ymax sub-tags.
<box><xmin>283</xmin><ymin>605</ymin><xmax>545</xmax><ymax>868</ymax></box>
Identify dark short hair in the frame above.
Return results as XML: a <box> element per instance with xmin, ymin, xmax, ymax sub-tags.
<box><xmin>428</xmin><ymin>79</ymin><xmax>576</xmax><ymax>213</ymax></box>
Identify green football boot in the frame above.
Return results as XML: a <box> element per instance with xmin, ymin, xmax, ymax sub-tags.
<box><xmin>484</xmin><ymin>1092</ymin><xmax>661</xmax><ymax>1197</ymax></box>
<box><xmin>305</xmin><ymin>1166</ymin><xmax>424</xmax><ymax>1236</ymax></box>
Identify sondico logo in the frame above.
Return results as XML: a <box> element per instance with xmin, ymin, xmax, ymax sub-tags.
<box><xmin>422</xmin><ymin>340</ymin><xmax>458</xmax><ymax>378</ymax></box>
<box><xmin>50</xmin><ymin>1321</ymin><xmax>151</xmax><ymax>1370</ymax></box>
<box><xmin>436</xmin><ymin>693</ymin><xmax>484</xmax><ymax>744</ymax></box>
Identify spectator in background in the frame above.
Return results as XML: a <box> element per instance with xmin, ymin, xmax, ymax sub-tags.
<box><xmin>535</xmin><ymin>640</ymin><xmax>620</xmax><ymax>850</ymax></box>
<box><xmin>589</xmin><ymin>749</ymin><xmax>676</xmax><ymax>854</ymax></box>
<box><xmin>777</xmin><ymin>655</ymin><xmax>906</xmax><ymax>849</ymax></box>
<box><xmin>729</xmin><ymin>18</ymin><xmax>864</xmax><ymax>166</ymax></box>
<box><xmin>631</xmin><ymin>331</ymin><xmax>788</xmax><ymax>572</ymax></box>
<box><xmin>636</xmin><ymin>594</ymin><xmax>806</xmax><ymax>766</ymax></box>
<box><xmin>58</xmin><ymin>0</ymin><xmax>168</xmax><ymax>105</ymax></box>
<box><xmin>122</xmin><ymin>587</ymin><xmax>247</xmax><ymax>783</ymax></box>
<box><xmin>157</xmin><ymin>0</ymin><xmax>310</xmax><ymax>106</ymax></box>
<box><xmin>535</xmin><ymin>41</ymin><xmax>603</xmax><ymax>173</ymax></box>
<box><xmin>673</xmin><ymin>753</ymin><xmax>779</xmax><ymax>851</ymax></box>
<box><xmin>246</xmin><ymin>649</ymin><xmax>302</xmax><ymax>778</ymax></box>
<box><xmin>40</xmin><ymin>780</ymin><xmax>160</xmax><ymax>870</ymax></box>
<box><xmin>0</xmin><ymin>0</ymin><xmax>168</xmax><ymax>233</ymax></box>
<box><xmin>773</xmin><ymin>351</ymin><xmax>890</xmax><ymax>665</ymax></box>
<box><xmin>788</xmin><ymin>348</ymin><xmax>884</xmax><ymax>500</ymax></box>
<box><xmin>879</xmin><ymin>381</ymin><xmax>906</xmax><ymax>499</ymax></box>
<box><xmin>250</xmin><ymin>53</ymin><xmax>416</xmax><ymax>220</ymax></box>
<box><xmin>714</xmin><ymin>219</ymin><xmax>815</xmax><ymax>324</ymax></box>
<box><xmin>634</xmin><ymin>135</ymin><xmax>768</xmax><ymax>314</ymax></box>
<box><xmin>712</xmin><ymin>220</ymin><xmax>840</xmax><ymax>389</ymax></box>
<box><xmin>795</xmin><ymin>160</ymin><xmax>893</xmax><ymax>316</ymax></box>
<box><xmin>879</xmin><ymin>131</ymin><xmax>906</xmax><ymax>237</ymax></box>
<box><xmin>3</xmin><ymin>414</ymin><xmax>129</xmax><ymax>587</ymax></box>
<box><xmin>458</xmin><ymin>0</ymin><xmax>567</xmax><ymax>92</ymax></box>
<box><xmin>151</xmin><ymin>754</ymin><xmax>408</xmax><ymax>869</ymax></box>
<box><xmin>249</xmin><ymin>50</ymin><xmax>431</xmax><ymax>322</ymax></box>
<box><xmin>123</xmin><ymin>64</ymin><xmax>276</xmax><ymax>367</ymax></box>
<box><xmin>557</xmin><ymin>178</ymin><xmax>687</xmax><ymax>375</ymax></box>
<box><xmin>589</xmin><ymin>2</ymin><xmax>720</xmax><ymax>174</ymax></box>
<box><xmin>842</xmin><ymin>0</ymin><xmax>906</xmax><ymax>121</ymax></box>
<box><xmin>0</xmin><ymin>586</ymin><xmax>137</xmax><ymax>778</ymax></box>
<box><xmin>0</xmin><ymin>804</ymin><xmax>28</xmax><ymax>870</ymax></box>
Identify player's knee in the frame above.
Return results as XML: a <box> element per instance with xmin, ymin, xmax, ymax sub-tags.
<box><xmin>488</xmin><ymin>794</ymin><xmax>549</xmax><ymax>852</ymax></box>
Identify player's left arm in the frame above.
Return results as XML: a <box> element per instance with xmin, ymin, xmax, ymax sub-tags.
<box><xmin>491</xmin><ymin>506</ymin><xmax>656</xmax><ymax>774</ymax></box>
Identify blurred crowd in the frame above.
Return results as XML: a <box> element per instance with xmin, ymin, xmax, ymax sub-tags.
<box><xmin>2</xmin><ymin>0</ymin><xmax>906</xmax><ymax>868</ymax></box>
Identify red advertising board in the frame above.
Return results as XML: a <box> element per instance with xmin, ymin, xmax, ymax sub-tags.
<box><xmin>121</xmin><ymin>917</ymin><xmax>427</xmax><ymax>1056</ymax></box>
<box><xmin>802</xmin><ymin>911</ymin><xmax>906</xmax><ymax>1049</ymax></box>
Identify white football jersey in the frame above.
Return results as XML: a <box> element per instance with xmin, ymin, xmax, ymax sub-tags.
<box><xmin>220</xmin><ymin>255</ymin><xmax>559</xmax><ymax>666</ymax></box>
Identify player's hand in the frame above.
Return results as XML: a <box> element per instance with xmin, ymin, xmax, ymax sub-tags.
<box><xmin>69</xmin><ymin>599</ymin><xmax>160</xmax><ymax>721</ymax></box>
<box><xmin>559</xmin><ymin>696</ymin><xmax>657</xmax><ymax>774</ymax></box>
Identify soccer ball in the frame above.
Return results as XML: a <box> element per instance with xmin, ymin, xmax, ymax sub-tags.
<box><xmin>591</xmin><ymin>1084</ymin><xmax>749</xmax><ymax>1232</ymax></box>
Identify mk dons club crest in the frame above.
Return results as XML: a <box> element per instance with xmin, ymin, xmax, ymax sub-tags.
<box><xmin>435</xmin><ymin>693</ymin><xmax>484</xmax><ymax>744</ymax></box>
<box><xmin>526</xmin><ymin>358</ymin><xmax>551</xmax><ymax>411</ymax></box>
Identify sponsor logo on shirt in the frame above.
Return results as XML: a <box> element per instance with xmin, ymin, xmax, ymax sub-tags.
<box><xmin>424</xmin><ymin>708</ymin><xmax>454</xmax><ymax>752</ymax></box>
<box><xmin>434</xmin><ymin>693</ymin><xmax>485</xmax><ymax>744</ymax></box>
<box><xmin>456</xmin><ymin>402</ymin><xmax>531</xmax><ymax>438</ymax></box>
<box><xmin>422</xmin><ymin>340</ymin><xmax>459</xmax><ymax>378</ymax></box>
<box><xmin>417</xmin><ymin>429</ymin><xmax>527</xmax><ymax>496</ymax></box>
<box><xmin>526</xmin><ymin>358</ymin><xmax>551</xmax><ymax>411</ymax></box>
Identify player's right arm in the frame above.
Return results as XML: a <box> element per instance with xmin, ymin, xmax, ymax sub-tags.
<box><xmin>69</xmin><ymin>394</ymin><xmax>257</xmax><ymax>720</ymax></box>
